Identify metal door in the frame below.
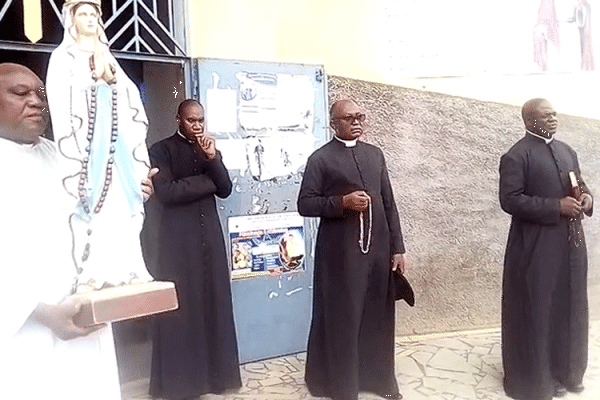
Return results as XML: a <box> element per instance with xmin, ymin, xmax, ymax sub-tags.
<box><xmin>193</xmin><ymin>58</ymin><xmax>329</xmax><ymax>362</ymax></box>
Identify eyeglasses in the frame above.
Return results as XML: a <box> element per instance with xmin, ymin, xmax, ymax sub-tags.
<box><xmin>332</xmin><ymin>113</ymin><xmax>366</xmax><ymax>124</ymax></box>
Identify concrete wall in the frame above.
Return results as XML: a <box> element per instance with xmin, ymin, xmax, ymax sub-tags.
<box><xmin>395</xmin><ymin>72</ymin><xmax>600</xmax><ymax>121</ymax></box>
<box><xmin>328</xmin><ymin>76</ymin><xmax>600</xmax><ymax>336</ymax></box>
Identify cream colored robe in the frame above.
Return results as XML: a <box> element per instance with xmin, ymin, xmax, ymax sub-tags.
<box><xmin>0</xmin><ymin>137</ymin><xmax>121</xmax><ymax>399</ymax></box>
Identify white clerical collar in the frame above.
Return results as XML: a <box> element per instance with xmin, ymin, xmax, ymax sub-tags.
<box><xmin>527</xmin><ymin>130</ymin><xmax>553</xmax><ymax>144</ymax></box>
<box><xmin>177</xmin><ymin>130</ymin><xmax>195</xmax><ymax>144</ymax></box>
<box><xmin>334</xmin><ymin>135</ymin><xmax>357</xmax><ymax>147</ymax></box>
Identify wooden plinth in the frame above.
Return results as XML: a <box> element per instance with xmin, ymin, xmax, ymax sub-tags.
<box><xmin>70</xmin><ymin>281</ymin><xmax>179</xmax><ymax>327</ymax></box>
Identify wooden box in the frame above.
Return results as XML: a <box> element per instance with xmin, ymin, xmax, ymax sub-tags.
<box><xmin>70</xmin><ymin>281</ymin><xmax>178</xmax><ymax>327</ymax></box>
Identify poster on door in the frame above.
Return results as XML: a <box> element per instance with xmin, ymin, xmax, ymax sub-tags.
<box><xmin>229</xmin><ymin>212</ymin><xmax>305</xmax><ymax>279</ymax></box>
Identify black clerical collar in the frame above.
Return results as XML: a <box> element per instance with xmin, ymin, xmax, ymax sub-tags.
<box><xmin>177</xmin><ymin>130</ymin><xmax>195</xmax><ymax>144</ymax></box>
<box><xmin>334</xmin><ymin>135</ymin><xmax>358</xmax><ymax>147</ymax></box>
<box><xmin>526</xmin><ymin>130</ymin><xmax>553</xmax><ymax>144</ymax></box>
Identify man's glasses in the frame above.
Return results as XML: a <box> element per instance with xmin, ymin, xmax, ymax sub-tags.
<box><xmin>332</xmin><ymin>113</ymin><xmax>366</xmax><ymax>124</ymax></box>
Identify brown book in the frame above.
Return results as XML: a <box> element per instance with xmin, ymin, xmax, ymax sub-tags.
<box><xmin>70</xmin><ymin>281</ymin><xmax>179</xmax><ymax>327</ymax></box>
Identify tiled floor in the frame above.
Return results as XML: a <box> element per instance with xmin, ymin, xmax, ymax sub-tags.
<box><xmin>122</xmin><ymin>319</ymin><xmax>600</xmax><ymax>400</ymax></box>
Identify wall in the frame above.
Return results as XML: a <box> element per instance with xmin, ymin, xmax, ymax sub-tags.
<box><xmin>189</xmin><ymin>0</ymin><xmax>379</xmax><ymax>79</ymax></box>
<box><xmin>396</xmin><ymin>72</ymin><xmax>600</xmax><ymax>121</ymax></box>
<box><xmin>188</xmin><ymin>1</ymin><xmax>600</xmax><ymax>118</ymax></box>
<box><xmin>186</xmin><ymin>1</ymin><xmax>600</xmax><ymax>335</ymax></box>
<box><xmin>328</xmin><ymin>75</ymin><xmax>600</xmax><ymax>336</ymax></box>
<box><xmin>189</xmin><ymin>1</ymin><xmax>600</xmax><ymax>81</ymax></box>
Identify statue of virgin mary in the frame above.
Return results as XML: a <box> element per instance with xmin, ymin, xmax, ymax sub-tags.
<box><xmin>46</xmin><ymin>0</ymin><xmax>153</xmax><ymax>292</ymax></box>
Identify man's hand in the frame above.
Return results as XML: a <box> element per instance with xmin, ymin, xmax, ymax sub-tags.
<box><xmin>142</xmin><ymin>167</ymin><xmax>159</xmax><ymax>202</ymax></box>
<box><xmin>196</xmin><ymin>134</ymin><xmax>217</xmax><ymax>160</ymax></box>
<box><xmin>142</xmin><ymin>167</ymin><xmax>159</xmax><ymax>200</ymax></box>
<box><xmin>581</xmin><ymin>193</ymin><xmax>593</xmax><ymax>213</ymax></box>
<box><xmin>342</xmin><ymin>190</ymin><xmax>370</xmax><ymax>212</ymax></box>
<box><xmin>32</xmin><ymin>300</ymin><xmax>104</xmax><ymax>341</ymax></box>
<box><xmin>559</xmin><ymin>196</ymin><xmax>583</xmax><ymax>218</ymax></box>
<box><xmin>391</xmin><ymin>253</ymin><xmax>407</xmax><ymax>273</ymax></box>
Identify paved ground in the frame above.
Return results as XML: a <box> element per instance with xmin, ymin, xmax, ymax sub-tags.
<box><xmin>122</xmin><ymin>318</ymin><xmax>600</xmax><ymax>400</ymax></box>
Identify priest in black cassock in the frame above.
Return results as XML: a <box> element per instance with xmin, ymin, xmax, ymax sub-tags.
<box><xmin>148</xmin><ymin>99</ymin><xmax>241</xmax><ymax>400</ymax></box>
<box><xmin>500</xmin><ymin>98</ymin><xmax>593</xmax><ymax>400</ymax></box>
<box><xmin>298</xmin><ymin>99</ymin><xmax>407</xmax><ymax>400</ymax></box>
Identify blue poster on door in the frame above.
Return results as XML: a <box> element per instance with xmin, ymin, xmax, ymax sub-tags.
<box><xmin>229</xmin><ymin>212</ymin><xmax>305</xmax><ymax>279</ymax></box>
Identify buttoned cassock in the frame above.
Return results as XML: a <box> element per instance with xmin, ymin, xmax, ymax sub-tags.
<box><xmin>148</xmin><ymin>133</ymin><xmax>241</xmax><ymax>399</ymax></box>
<box><xmin>298</xmin><ymin>138</ymin><xmax>405</xmax><ymax>400</ymax></box>
<box><xmin>500</xmin><ymin>133</ymin><xmax>593</xmax><ymax>400</ymax></box>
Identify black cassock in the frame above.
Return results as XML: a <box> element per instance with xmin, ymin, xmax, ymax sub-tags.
<box><xmin>298</xmin><ymin>139</ymin><xmax>405</xmax><ymax>400</ymax></box>
<box><xmin>148</xmin><ymin>133</ymin><xmax>241</xmax><ymax>399</ymax></box>
<box><xmin>499</xmin><ymin>134</ymin><xmax>593</xmax><ymax>400</ymax></box>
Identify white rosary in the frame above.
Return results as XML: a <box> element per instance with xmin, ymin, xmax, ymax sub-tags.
<box><xmin>358</xmin><ymin>194</ymin><xmax>372</xmax><ymax>254</ymax></box>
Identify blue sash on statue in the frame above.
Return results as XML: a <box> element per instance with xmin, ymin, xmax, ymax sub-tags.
<box><xmin>84</xmin><ymin>84</ymin><xmax>142</xmax><ymax>218</ymax></box>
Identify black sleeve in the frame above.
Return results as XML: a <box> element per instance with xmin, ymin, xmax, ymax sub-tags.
<box><xmin>297</xmin><ymin>154</ymin><xmax>345</xmax><ymax>218</ymax></box>
<box><xmin>149</xmin><ymin>141</ymin><xmax>220</xmax><ymax>205</ymax></box>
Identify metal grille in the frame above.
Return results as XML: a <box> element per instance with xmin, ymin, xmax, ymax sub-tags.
<box><xmin>103</xmin><ymin>0</ymin><xmax>185</xmax><ymax>56</ymax></box>
<box><xmin>0</xmin><ymin>0</ymin><xmax>187</xmax><ymax>57</ymax></box>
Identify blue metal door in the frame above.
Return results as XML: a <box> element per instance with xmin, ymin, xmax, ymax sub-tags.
<box><xmin>193</xmin><ymin>58</ymin><xmax>329</xmax><ymax>362</ymax></box>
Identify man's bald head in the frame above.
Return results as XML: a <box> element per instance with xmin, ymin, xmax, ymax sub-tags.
<box><xmin>329</xmin><ymin>99</ymin><xmax>365</xmax><ymax>141</ymax></box>
<box><xmin>330</xmin><ymin>99</ymin><xmax>359</xmax><ymax>119</ymax></box>
<box><xmin>177</xmin><ymin>98</ymin><xmax>203</xmax><ymax>118</ymax></box>
<box><xmin>521</xmin><ymin>98</ymin><xmax>558</xmax><ymax>138</ymax></box>
<box><xmin>0</xmin><ymin>63</ymin><xmax>39</xmax><ymax>78</ymax></box>
<box><xmin>0</xmin><ymin>63</ymin><xmax>48</xmax><ymax>144</ymax></box>
<box><xmin>521</xmin><ymin>98</ymin><xmax>548</xmax><ymax>122</ymax></box>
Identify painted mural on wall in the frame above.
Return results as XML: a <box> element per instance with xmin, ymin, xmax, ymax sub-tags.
<box><xmin>534</xmin><ymin>0</ymin><xmax>594</xmax><ymax>72</ymax></box>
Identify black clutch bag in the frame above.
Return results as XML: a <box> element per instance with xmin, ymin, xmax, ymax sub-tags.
<box><xmin>393</xmin><ymin>269</ymin><xmax>415</xmax><ymax>306</ymax></box>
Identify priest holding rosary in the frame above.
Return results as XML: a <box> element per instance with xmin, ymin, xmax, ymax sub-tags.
<box><xmin>298</xmin><ymin>99</ymin><xmax>408</xmax><ymax>400</ymax></box>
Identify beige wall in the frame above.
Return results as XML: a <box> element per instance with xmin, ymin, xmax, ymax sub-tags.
<box><xmin>188</xmin><ymin>1</ymin><xmax>600</xmax><ymax>120</ymax></box>
<box><xmin>189</xmin><ymin>0</ymin><xmax>384</xmax><ymax>82</ymax></box>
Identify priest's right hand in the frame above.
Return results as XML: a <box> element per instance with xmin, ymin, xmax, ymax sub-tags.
<box><xmin>559</xmin><ymin>196</ymin><xmax>583</xmax><ymax>218</ymax></box>
<box><xmin>196</xmin><ymin>133</ymin><xmax>217</xmax><ymax>160</ymax></box>
<box><xmin>342</xmin><ymin>190</ymin><xmax>370</xmax><ymax>212</ymax></box>
<box><xmin>32</xmin><ymin>300</ymin><xmax>104</xmax><ymax>341</ymax></box>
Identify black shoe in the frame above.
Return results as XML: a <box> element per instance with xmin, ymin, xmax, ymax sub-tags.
<box><xmin>566</xmin><ymin>383</ymin><xmax>585</xmax><ymax>393</ymax></box>
<box><xmin>554</xmin><ymin>384</ymin><xmax>567</xmax><ymax>398</ymax></box>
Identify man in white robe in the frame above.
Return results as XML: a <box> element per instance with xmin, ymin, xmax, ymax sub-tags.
<box><xmin>0</xmin><ymin>62</ymin><xmax>147</xmax><ymax>399</ymax></box>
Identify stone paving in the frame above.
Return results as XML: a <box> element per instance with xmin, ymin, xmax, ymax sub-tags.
<box><xmin>122</xmin><ymin>319</ymin><xmax>600</xmax><ymax>400</ymax></box>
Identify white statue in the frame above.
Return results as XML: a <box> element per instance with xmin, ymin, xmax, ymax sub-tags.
<box><xmin>46</xmin><ymin>0</ymin><xmax>153</xmax><ymax>292</ymax></box>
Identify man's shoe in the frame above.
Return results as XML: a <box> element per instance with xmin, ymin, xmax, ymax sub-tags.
<box><xmin>554</xmin><ymin>384</ymin><xmax>567</xmax><ymax>398</ymax></box>
<box><xmin>566</xmin><ymin>383</ymin><xmax>585</xmax><ymax>393</ymax></box>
